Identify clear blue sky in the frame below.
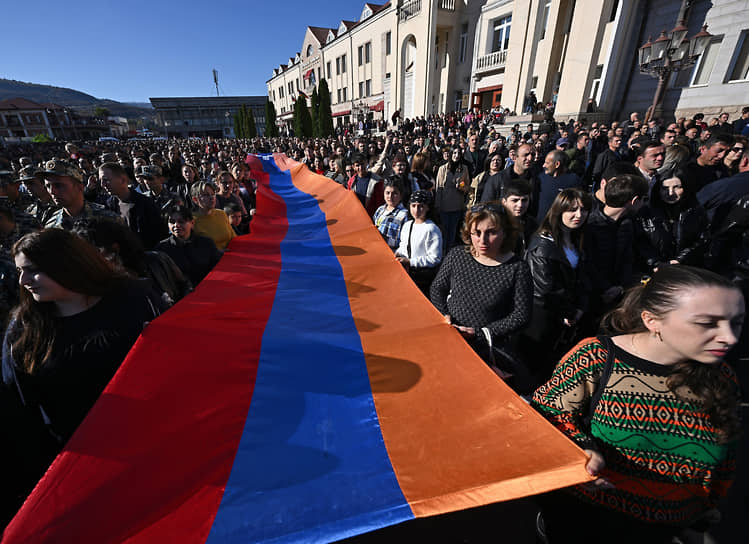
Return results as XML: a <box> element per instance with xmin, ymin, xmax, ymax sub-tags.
<box><xmin>5</xmin><ymin>0</ymin><xmax>367</xmax><ymax>103</ymax></box>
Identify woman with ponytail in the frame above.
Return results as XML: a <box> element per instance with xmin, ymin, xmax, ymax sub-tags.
<box><xmin>532</xmin><ymin>266</ymin><xmax>744</xmax><ymax>543</ymax></box>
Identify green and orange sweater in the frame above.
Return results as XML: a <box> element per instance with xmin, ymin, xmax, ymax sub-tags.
<box><xmin>532</xmin><ymin>337</ymin><xmax>739</xmax><ymax>526</ymax></box>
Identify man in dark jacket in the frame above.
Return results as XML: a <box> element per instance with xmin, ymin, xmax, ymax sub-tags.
<box><xmin>536</xmin><ymin>150</ymin><xmax>582</xmax><ymax>220</ymax></box>
<box><xmin>481</xmin><ymin>143</ymin><xmax>539</xmax><ymax>212</ymax></box>
<box><xmin>157</xmin><ymin>206</ymin><xmax>222</xmax><ymax>287</ymax></box>
<box><xmin>99</xmin><ymin>162</ymin><xmax>168</xmax><ymax>249</ymax></box>
<box><xmin>463</xmin><ymin>133</ymin><xmax>488</xmax><ymax>178</ymax></box>
<box><xmin>584</xmin><ymin>172</ymin><xmax>648</xmax><ymax>316</ymax></box>
<box><xmin>592</xmin><ymin>135</ymin><xmax>623</xmax><ymax>189</ymax></box>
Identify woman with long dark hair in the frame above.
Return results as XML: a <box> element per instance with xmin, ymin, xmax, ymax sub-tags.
<box><xmin>532</xmin><ymin>266</ymin><xmax>744</xmax><ymax>543</ymax></box>
<box><xmin>1</xmin><ymin>229</ymin><xmax>163</xmax><ymax>525</ymax></box>
<box><xmin>634</xmin><ymin>166</ymin><xmax>709</xmax><ymax>275</ymax></box>
<box><xmin>467</xmin><ymin>152</ymin><xmax>502</xmax><ymax>207</ymax></box>
<box><xmin>521</xmin><ymin>188</ymin><xmax>592</xmax><ymax>383</ymax></box>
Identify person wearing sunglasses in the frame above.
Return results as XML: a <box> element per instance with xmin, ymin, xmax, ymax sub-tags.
<box><xmin>430</xmin><ymin>202</ymin><xmax>532</xmax><ymax>391</ymax></box>
<box><xmin>723</xmin><ymin>136</ymin><xmax>746</xmax><ymax>176</ymax></box>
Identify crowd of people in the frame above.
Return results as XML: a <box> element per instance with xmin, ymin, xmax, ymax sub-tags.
<box><xmin>1</xmin><ymin>104</ymin><xmax>748</xmax><ymax>541</ymax></box>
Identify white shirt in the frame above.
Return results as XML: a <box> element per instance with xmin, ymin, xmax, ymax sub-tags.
<box><xmin>395</xmin><ymin>219</ymin><xmax>443</xmax><ymax>268</ymax></box>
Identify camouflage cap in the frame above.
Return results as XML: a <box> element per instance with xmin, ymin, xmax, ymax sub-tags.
<box><xmin>135</xmin><ymin>164</ymin><xmax>163</xmax><ymax>178</ymax></box>
<box><xmin>16</xmin><ymin>166</ymin><xmax>43</xmax><ymax>183</ymax></box>
<box><xmin>42</xmin><ymin>159</ymin><xmax>84</xmax><ymax>183</ymax></box>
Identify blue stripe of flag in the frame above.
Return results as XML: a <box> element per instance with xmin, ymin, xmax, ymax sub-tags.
<box><xmin>205</xmin><ymin>157</ymin><xmax>413</xmax><ymax>543</ymax></box>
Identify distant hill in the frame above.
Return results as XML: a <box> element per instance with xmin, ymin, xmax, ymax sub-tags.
<box><xmin>0</xmin><ymin>79</ymin><xmax>154</xmax><ymax>119</ymax></box>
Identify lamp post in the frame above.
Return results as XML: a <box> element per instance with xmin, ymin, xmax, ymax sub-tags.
<box><xmin>638</xmin><ymin>0</ymin><xmax>712</xmax><ymax>122</ymax></box>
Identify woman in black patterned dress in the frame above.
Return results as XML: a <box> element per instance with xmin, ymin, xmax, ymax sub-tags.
<box><xmin>430</xmin><ymin>203</ymin><xmax>533</xmax><ymax>391</ymax></box>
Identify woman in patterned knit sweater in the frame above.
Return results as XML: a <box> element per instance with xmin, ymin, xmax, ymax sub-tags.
<box><xmin>532</xmin><ymin>266</ymin><xmax>744</xmax><ymax>543</ymax></box>
<box><xmin>430</xmin><ymin>203</ymin><xmax>532</xmax><ymax>389</ymax></box>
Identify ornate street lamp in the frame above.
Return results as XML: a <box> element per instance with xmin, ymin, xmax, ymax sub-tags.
<box><xmin>638</xmin><ymin>0</ymin><xmax>712</xmax><ymax>122</ymax></box>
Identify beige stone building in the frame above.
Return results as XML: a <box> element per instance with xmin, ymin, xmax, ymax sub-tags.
<box><xmin>267</xmin><ymin>1</ymin><xmax>487</xmax><ymax>132</ymax></box>
<box><xmin>267</xmin><ymin>0</ymin><xmax>749</xmax><ymax>132</ymax></box>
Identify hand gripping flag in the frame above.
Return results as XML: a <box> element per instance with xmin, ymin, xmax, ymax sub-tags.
<box><xmin>3</xmin><ymin>154</ymin><xmax>591</xmax><ymax>543</ymax></box>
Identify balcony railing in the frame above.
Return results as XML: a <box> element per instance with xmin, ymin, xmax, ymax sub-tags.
<box><xmin>475</xmin><ymin>49</ymin><xmax>508</xmax><ymax>72</ymax></box>
<box><xmin>398</xmin><ymin>0</ymin><xmax>421</xmax><ymax>22</ymax></box>
<box><xmin>438</xmin><ymin>0</ymin><xmax>455</xmax><ymax>11</ymax></box>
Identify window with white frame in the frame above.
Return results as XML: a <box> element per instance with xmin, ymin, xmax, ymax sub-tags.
<box><xmin>691</xmin><ymin>36</ymin><xmax>723</xmax><ymax>86</ymax></box>
<box><xmin>365</xmin><ymin>79</ymin><xmax>371</xmax><ymax>96</ymax></box>
<box><xmin>358</xmin><ymin>45</ymin><xmax>364</xmax><ymax>66</ymax></box>
<box><xmin>342</xmin><ymin>54</ymin><xmax>347</xmax><ymax>73</ymax></box>
<box><xmin>342</xmin><ymin>87</ymin><xmax>347</xmax><ymax>101</ymax></box>
<box><xmin>365</xmin><ymin>42</ymin><xmax>371</xmax><ymax>63</ymax></box>
<box><xmin>359</xmin><ymin>81</ymin><xmax>364</xmax><ymax>97</ymax></box>
<box><xmin>337</xmin><ymin>89</ymin><xmax>342</xmax><ymax>103</ymax></box>
<box><xmin>728</xmin><ymin>30</ymin><xmax>749</xmax><ymax>81</ymax></box>
<box><xmin>492</xmin><ymin>15</ymin><xmax>511</xmax><ymax>53</ymax></box>
<box><xmin>386</xmin><ymin>31</ymin><xmax>392</xmax><ymax>55</ymax></box>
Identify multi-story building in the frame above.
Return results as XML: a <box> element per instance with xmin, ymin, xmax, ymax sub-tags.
<box><xmin>267</xmin><ymin>0</ymin><xmax>749</xmax><ymax>132</ymax></box>
<box><xmin>149</xmin><ymin>96</ymin><xmax>266</xmax><ymax>138</ymax></box>
<box><xmin>267</xmin><ymin>1</ymin><xmax>486</xmax><ymax>132</ymax></box>
<box><xmin>0</xmin><ymin>97</ymin><xmax>109</xmax><ymax>141</ymax></box>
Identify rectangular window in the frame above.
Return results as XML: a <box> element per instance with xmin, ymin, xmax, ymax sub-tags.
<box><xmin>336</xmin><ymin>57</ymin><xmax>341</xmax><ymax>75</ymax></box>
<box><xmin>590</xmin><ymin>64</ymin><xmax>603</xmax><ymax>99</ymax></box>
<box><xmin>459</xmin><ymin>24</ymin><xmax>468</xmax><ymax>63</ymax></box>
<box><xmin>530</xmin><ymin>76</ymin><xmax>538</xmax><ymax>94</ymax></box>
<box><xmin>609</xmin><ymin>0</ymin><xmax>619</xmax><ymax>22</ymax></box>
<box><xmin>386</xmin><ymin>31</ymin><xmax>392</xmax><ymax>55</ymax></box>
<box><xmin>692</xmin><ymin>37</ymin><xmax>723</xmax><ymax>85</ymax></box>
<box><xmin>342</xmin><ymin>87</ymin><xmax>347</xmax><ymax>101</ymax></box>
<box><xmin>492</xmin><ymin>15</ymin><xmax>512</xmax><ymax>52</ymax></box>
<box><xmin>540</xmin><ymin>1</ymin><xmax>551</xmax><ymax>40</ymax></box>
<box><xmin>342</xmin><ymin>54</ymin><xmax>347</xmax><ymax>73</ymax></box>
<box><xmin>455</xmin><ymin>91</ymin><xmax>463</xmax><ymax>112</ymax></box>
<box><xmin>366</xmin><ymin>79</ymin><xmax>371</xmax><ymax>96</ymax></box>
<box><xmin>359</xmin><ymin>81</ymin><xmax>364</xmax><ymax>98</ymax></box>
<box><xmin>327</xmin><ymin>61</ymin><xmax>331</xmax><ymax>79</ymax></box>
<box><xmin>337</xmin><ymin>89</ymin><xmax>342</xmax><ymax>103</ymax></box>
<box><xmin>365</xmin><ymin>42</ymin><xmax>371</xmax><ymax>63</ymax></box>
<box><xmin>358</xmin><ymin>45</ymin><xmax>363</xmax><ymax>66</ymax></box>
<box><xmin>728</xmin><ymin>30</ymin><xmax>749</xmax><ymax>81</ymax></box>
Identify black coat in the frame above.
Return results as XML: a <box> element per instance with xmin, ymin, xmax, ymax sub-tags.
<box><xmin>525</xmin><ymin>233</ymin><xmax>589</xmax><ymax>342</ymax></box>
<box><xmin>463</xmin><ymin>148</ymin><xmax>488</xmax><ymax>178</ymax></box>
<box><xmin>634</xmin><ymin>203</ymin><xmax>709</xmax><ymax>271</ymax></box>
<box><xmin>106</xmin><ymin>190</ymin><xmax>169</xmax><ymax>249</ymax></box>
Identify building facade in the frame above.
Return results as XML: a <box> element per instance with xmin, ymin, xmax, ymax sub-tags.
<box><xmin>267</xmin><ymin>1</ymin><xmax>486</xmax><ymax>132</ymax></box>
<box><xmin>149</xmin><ymin>96</ymin><xmax>266</xmax><ymax>138</ymax></box>
<box><xmin>267</xmin><ymin>0</ymin><xmax>749</xmax><ymax>132</ymax></box>
<box><xmin>0</xmin><ymin>98</ymin><xmax>109</xmax><ymax>142</ymax></box>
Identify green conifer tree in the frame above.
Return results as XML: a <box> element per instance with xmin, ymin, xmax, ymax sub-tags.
<box><xmin>317</xmin><ymin>79</ymin><xmax>334</xmax><ymax>137</ymax></box>
<box><xmin>310</xmin><ymin>87</ymin><xmax>320</xmax><ymax>138</ymax></box>
<box><xmin>265</xmin><ymin>100</ymin><xmax>279</xmax><ymax>137</ymax></box>
<box><xmin>247</xmin><ymin>107</ymin><xmax>257</xmax><ymax>138</ymax></box>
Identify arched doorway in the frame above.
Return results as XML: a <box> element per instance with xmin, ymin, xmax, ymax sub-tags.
<box><xmin>401</xmin><ymin>36</ymin><xmax>417</xmax><ymax>120</ymax></box>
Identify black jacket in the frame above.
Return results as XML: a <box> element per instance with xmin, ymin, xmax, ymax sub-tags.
<box><xmin>463</xmin><ymin>148</ymin><xmax>488</xmax><ymax>178</ymax></box>
<box><xmin>634</xmin><ymin>203</ymin><xmax>709</xmax><ymax>271</ymax></box>
<box><xmin>592</xmin><ymin>148</ymin><xmax>620</xmax><ymax>185</ymax></box>
<box><xmin>106</xmin><ymin>190</ymin><xmax>169</xmax><ymax>249</ymax></box>
<box><xmin>526</xmin><ymin>233</ymin><xmax>590</xmax><ymax>322</ymax></box>
<box><xmin>156</xmin><ymin>233</ymin><xmax>222</xmax><ymax>287</ymax></box>
<box><xmin>584</xmin><ymin>206</ymin><xmax>635</xmax><ymax>293</ymax></box>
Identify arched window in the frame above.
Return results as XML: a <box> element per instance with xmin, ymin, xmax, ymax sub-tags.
<box><xmin>306</xmin><ymin>44</ymin><xmax>313</xmax><ymax>57</ymax></box>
